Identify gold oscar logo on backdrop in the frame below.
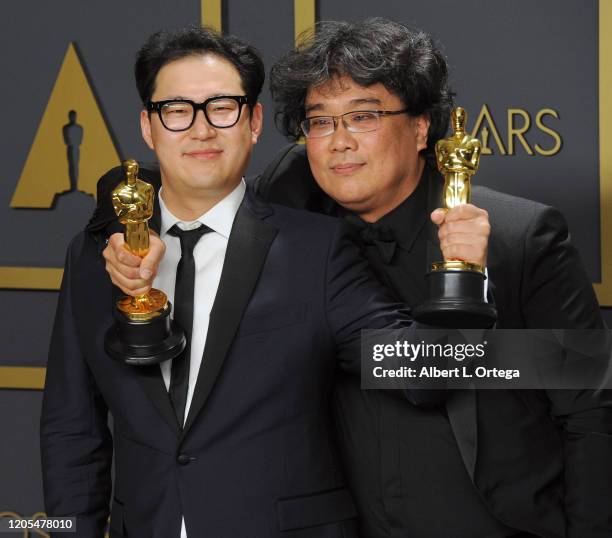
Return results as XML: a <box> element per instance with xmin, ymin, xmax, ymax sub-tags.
<box><xmin>0</xmin><ymin>41</ymin><xmax>121</xmax><ymax>294</ymax></box>
<box><xmin>10</xmin><ymin>42</ymin><xmax>120</xmax><ymax>208</ymax></box>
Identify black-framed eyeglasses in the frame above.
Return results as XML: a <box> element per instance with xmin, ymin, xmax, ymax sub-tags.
<box><xmin>147</xmin><ymin>95</ymin><xmax>250</xmax><ymax>131</ymax></box>
<box><xmin>300</xmin><ymin>109</ymin><xmax>409</xmax><ymax>138</ymax></box>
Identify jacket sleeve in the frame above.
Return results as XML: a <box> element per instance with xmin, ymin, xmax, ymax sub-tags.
<box><xmin>40</xmin><ymin>235</ymin><xmax>113</xmax><ymax>537</ymax></box>
<box><xmin>322</xmin><ymin>220</ymin><xmax>446</xmax><ymax>407</ymax></box>
<box><xmin>521</xmin><ymin>205</ymin><xmax>612</xmax><ymax>538</ymax></box>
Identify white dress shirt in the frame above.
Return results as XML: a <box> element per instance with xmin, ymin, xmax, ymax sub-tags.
<box><xmin>152</xmin><ymin>180</ymin><xmax>245</xmax><ymax>538</ymax></box>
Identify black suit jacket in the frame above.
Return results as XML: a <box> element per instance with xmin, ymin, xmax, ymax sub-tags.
<box><xmin>253</xmin><ymin>144</ymin><xmax>612</xmax><ymax>538</ymax></box>
<box><xmin>41</xmin><ymin>180</ymin><xmax>426</xmax><ymax>538</ymax></box>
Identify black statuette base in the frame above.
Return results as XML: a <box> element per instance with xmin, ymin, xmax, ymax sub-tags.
<box><xmin>413</xmin><ymin>269</ymin><xmax>497</xmax><ymax>329</ymax></box>
<box><xmin>105</xmin><ymin>303</ymin><xmax>186</xmax><ymax>366</ymax></box>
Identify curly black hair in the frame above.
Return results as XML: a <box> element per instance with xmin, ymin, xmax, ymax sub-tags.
<box><xmin>135</xmin><ymin>25</ymin><xmax>265</xmax><ymax>107</ymax></box>
<box><xmin>269</xmin><ymin>18</ymin><xmax>454</xmax><ymax>155</ymax></box>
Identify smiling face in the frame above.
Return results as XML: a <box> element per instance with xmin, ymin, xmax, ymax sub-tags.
<box><xmin>140</xmin><ymin>54</ymin><xmax>263</xmax><ymax>220</ymax></box>
<box><xmin>304</xmin><ymin>76</ymin><xmax>430</xmax><ymax>222</ymax></box>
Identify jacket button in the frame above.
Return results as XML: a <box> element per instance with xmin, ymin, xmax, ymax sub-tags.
<box><xmin>177</xmin><ymin>453</ymin><xmax>191</xmax><ymax>465</ymax></box>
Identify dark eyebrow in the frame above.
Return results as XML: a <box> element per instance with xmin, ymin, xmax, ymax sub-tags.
<box><xmin>304</xmin><ymin>97</ymin><xmax>384</xmax><ymax>115</ymax></box>
<box><xmin>156</xmin><ymin>93</ymin><xmax>234</xmax><ymax>102</ymax></box>
<box><xmin>349</xmin><ymin>98</ymin><xmax>383</xmax><ymax>107</ymax></box>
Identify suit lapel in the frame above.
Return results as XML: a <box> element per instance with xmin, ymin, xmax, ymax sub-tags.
<box><xmin>135</xmin><ymin>364</ymin><xmax>181</xmax><ymax>436</ymax></box>
<box><xmin>425</xmin><ymin>166</ymin><xmax>480</xmax><ymax>480</ymax></box>
<box><xmin>182</xmin><ymin>192</ymin><xmax>277</xmax><ymax>435</ymax></box>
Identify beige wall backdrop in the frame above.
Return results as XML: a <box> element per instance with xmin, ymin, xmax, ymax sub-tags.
<box><xmin>0</xmin><ymin>0</ymin><xmax>609</xmax><ymax>528</ymax></box>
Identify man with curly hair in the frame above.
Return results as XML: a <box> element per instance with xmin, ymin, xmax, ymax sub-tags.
<box><xmin>261</xmin><ymin>18</ymin><xmax>611</xmax><ymax>538</ymax></box>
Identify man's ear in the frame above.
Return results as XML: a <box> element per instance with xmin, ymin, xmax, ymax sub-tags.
<box><xmin>140</xmin><ymin>109</ymin><xmax>155</xmax><ymax>150</ymax></box>
<box><xmin>250</xmin><ymin>102</ymin><xmax>263</xmax><ymax>144</ymax></box>
<box><xmin>415</xmin><ymin>114</ymin><xmax>431</xmax><ymax>152</ymax></box>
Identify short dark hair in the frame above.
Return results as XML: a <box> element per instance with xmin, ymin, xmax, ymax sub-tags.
<box><xmin>135</xmin><ymin>25</ymin><xmax>265</xmax><ymax>106</ymax></box>
<box><xmin>269</xmin><ymin>18</ymin><xmax>454</xmax><ymax>155</ymax></box>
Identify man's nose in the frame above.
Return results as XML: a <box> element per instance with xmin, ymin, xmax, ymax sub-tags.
<box><xmin>328</xmin><ymin>119</ymin><xmax>358</xmax><ymax>152</ymax></box>
<box><xmin>190</xmin><ymin>109</ymin><xmax>216</xmax><ymax>139</ymax></box>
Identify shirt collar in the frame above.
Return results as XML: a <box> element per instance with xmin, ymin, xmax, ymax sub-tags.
<box><xmin>159</xmin><ymin>179</ymin><xmax>246</xmax><ymax>238</ymax></box>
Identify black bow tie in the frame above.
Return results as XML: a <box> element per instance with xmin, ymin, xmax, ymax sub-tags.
<box><xmin>343</xmin><ymin>215</ymin><xmax>398</xmax><ymax>264</ymax></box>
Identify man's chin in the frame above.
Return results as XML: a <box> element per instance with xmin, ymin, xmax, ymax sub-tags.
<box><xmin>330</xmin><ymin>193</ymin><xmax>372</xmax><ymax>214</ymax></box>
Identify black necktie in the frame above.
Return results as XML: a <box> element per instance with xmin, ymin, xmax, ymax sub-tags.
<box><xmin>167</xmin><ymin>223</ymin><xmax>212</xmax><ymax>426</ymax></box>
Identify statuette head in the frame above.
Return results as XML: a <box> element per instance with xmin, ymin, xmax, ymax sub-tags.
<box><xmin>452</xmin><ymin>107</ymin><xmax>467</xmax><ymax>135</ymax></box>
<box><xmin>123</xmin><ymin>159</ymin><xmax>139</xmax><ymax>183</ymax></box>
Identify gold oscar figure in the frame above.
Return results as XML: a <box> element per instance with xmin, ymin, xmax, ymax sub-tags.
<box><xmin>433</xmin><ymin>106</ymin><xmax>484</xmax><ymax>273</ymax></box>
<box><xmin>112</xmin><ymin>160</ymin><xmax>168</xmax><ymax>320</ymax></box>
<box><xmin>413</xmin><ymin>107</ymin><xmax>497</xmax><ymax>327</ymax></box>
<box><xmin>105</xmin><ymin>160</ymin><xmax>185</xmax><ymax>365</ymax></box>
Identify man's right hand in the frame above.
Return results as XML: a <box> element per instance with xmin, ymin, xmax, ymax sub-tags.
<box><xmin>103</xmin><ymin>232</ymin><xmax>166</xmax><ymax>296</ymax></box>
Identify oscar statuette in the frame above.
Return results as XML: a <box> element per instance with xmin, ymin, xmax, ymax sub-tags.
<box><xmin>104</xmin><ymin>160</ymin><xmax>186</xmax><ymax>365</ymax></box>
<box><xmin>413</xmin><ymin>107</ymin><xmax>497</xmax><ymax>328</ymax></box>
